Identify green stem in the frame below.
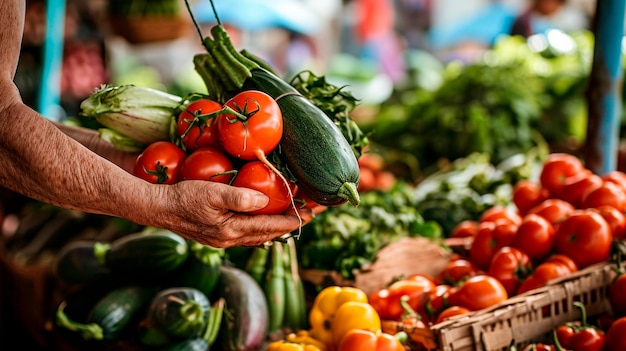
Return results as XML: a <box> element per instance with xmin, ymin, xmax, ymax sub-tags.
<box><xmin>202</xmin><ymin>298</ymin><xmax>225</xmax><ymax>346</ymax></box>
<box><xmin>55</xmin><ymin>301</ymin><xmax>104</xmax><ymax>340</ymax></box>
<box><xmin>337</xmin><ymin>182</ymin><xmax>361</xmax><ymax>207</ymax></box>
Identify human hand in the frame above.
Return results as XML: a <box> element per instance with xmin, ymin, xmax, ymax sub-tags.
<box><xmin>150</xmin><ymin>180</ymin><xmax>315</xmax><ymax>248</ymax></box>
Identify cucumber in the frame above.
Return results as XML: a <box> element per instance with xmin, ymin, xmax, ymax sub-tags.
<box><xmin>192</xmin><ymin>24</ymin><xmax>361</xmax><ymax>207</ymax></box>
<box><xmin>214</xmin><ymin>265</ymin><xmax>269</xmax><ymax>351</ymax></box>
<box><xmin>104</xmin><ymin>228</ymin><xmax>188</xmax><ymax>277</ymax></box>
<box><xmin>54</xmin><ymin>240</ymin><xmax>111</xmax><ymax>285</ymax></box>
<box><xmin>56</xmin><ymin>285</ymin><xmax>155</xmax><ymax>341</ymax></box>
<box><xmin>144</xmin><ymin>287</ymin><xmax>211</xmax><ymax>340</ymax></box>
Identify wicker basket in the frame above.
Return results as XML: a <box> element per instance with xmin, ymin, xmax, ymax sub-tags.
<box><xmin>382</xmin><ymin>261</ymin><xmax>616</xmax><ymax>351</ymax></box>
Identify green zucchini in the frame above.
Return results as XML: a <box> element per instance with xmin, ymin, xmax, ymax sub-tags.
<box><xmin>56</xmin><ymin>285</ymin><xmax>155</xmax><ymax>341</ymax></box>
<box><xmin>54</xmin><ymin>240</ymin><xmax>111</xmax><ymax>285</ymax></box>
<box><xmin>161</xmin><ymin>338</ymin><xmax>209</xmax><ymax>351</ymax></box>
<box><xmin>145</xmin><ymin>287</ymin><xmax>210</xmax><ymax>340</ymax></box>
<box><xmin>192</xmin><ymin>24</ymin><xmax>360</xmax><ymax>207</ymax></box>
<box><xmin>171</xmin><ymin>241</ymin><xmax>223</xmax><ymax>297</ymax></box>
<box><xmin>104</xmin><ymin>228</ymin><xmax>188</xmax><ymax>277</ymax></box>
<box><xmin>214</xmin><ymin>265</ymin><xmax>268</xmax><ymax>351</ymax></box>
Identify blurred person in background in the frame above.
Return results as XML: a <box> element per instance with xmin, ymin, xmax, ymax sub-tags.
<box><xmin>510</xmin><ymin>0</ymin><xmax>590</xmax><ymax>37</ymax></box>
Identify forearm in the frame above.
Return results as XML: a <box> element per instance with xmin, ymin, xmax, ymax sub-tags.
<box><xmin>0</xmin><ymin>96</ymin><xmax>162</xmax><ymax>224</ymax></box>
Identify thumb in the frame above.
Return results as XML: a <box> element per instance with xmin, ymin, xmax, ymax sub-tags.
<box><xmin>219</xmin><ymin>186</ymin><xmax>269</xmax><ymax>212</ymax></box>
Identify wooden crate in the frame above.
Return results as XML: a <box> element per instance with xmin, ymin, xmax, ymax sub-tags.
<box><xmin>398</xmin><ymin>262</ymin><xmax>615</xmax><ymax>351</ymax></box>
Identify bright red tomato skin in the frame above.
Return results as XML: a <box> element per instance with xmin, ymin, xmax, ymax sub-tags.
<box><xmin>544</xmin><ymin>254</ymin><xmax>578</xmax><ymax>273</ymax></box>
<box><xmin>539</xmin><ymin>153</ymin><xmax>584</xmax><ymax>197</ymax></box>
<box><xmin>217</xmin><ymin>90</ymin><xmax>283</xmax><ymax>160</ymax></box>
<box><xmin>511</xmin><ymin>214</ymin><xmax>555</xmax><ymax>262</ymax></box>
<box><xmin>448</xmin><ymin>275</ymin><xmax>508</xmax><ymax>311</ymax></box>
<box><xmin>527</xmin><ymin>199</ymin><xmax>575</xmax><ymax>229</ymax></box>
<box><xmin>605</xmin><ymin>317</ymin><xmax>626</xmax><ymax>351</ymax></box>
<box><xmin>177</xmin><ymin>99</ymin><xmax>223</xmax><ymax>152</ymax></box>
<box><xmin>558</xmin><ymin>171</ymin><xmax>602</xmax><ymax>208</ymax></box>
<box><xmin>435</xmin><ymin>305</ymin><xmax>471</xmax><ymax>324</ymax></box>
<box><xmin>435</xmin><ymin>258</ymin><xmax>480</xmax><ymax>286</ymax></box>
<box><xmin>582</xmin><ymin>181</ymin><xmax>626</xmax><ymax>212</ymax></box>
<box><xmin>479</xmin><ymin>206</ymin><xmax>522</xmax><ymax>226</ymax></box>
<box><xmin>602</xmin><ymin>171</ymin><xmax>626</xmax><ymax>193</ymax></box>
<box><xmin>487</xmin><ymin>246</ymin><xmax>533</xmax><ymax>296</ymax></box>
<box><xmin>178</xmin><ymin>147</ymin><xmax>235</xmax><ymax>184</ymax></box>
<box><xmin>517</xmin><ymin>261</ymin><xmax>571</xmax><ymax>294</ymax></box>
<box><xmin>592</xmin><ymin>205</ymin><xmax>626</xmax><ymax>240</ymax></box>
<box><xmin>568</xmin><ymin>327</ymin><xmax>605</xmax><ymax>351</ymax></box>
<box><xmin>231</xmin><ymin>161</ymin><xmax>294</xmax><ymax>215</ymax></box>
<box><xmin>133</xmin><ymin>141</ymin><xmax>186</xmax><ymax>185</ymax></box>
<box><xmin>450</xmin><ymin>220</ymin><xmax>480</xmax><ymax>239</ymax></box>
<box><xmin>553</xmin><ymin>210</ymin><xmax>612</xmax><ymax>269</ymax></box>
<box><xmin>512</xmin><ymin>180</ymin><xmax>550</xmax><ymax>215</ymax></box>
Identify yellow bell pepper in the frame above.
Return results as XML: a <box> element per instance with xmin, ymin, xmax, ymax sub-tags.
<box><xmin>267</xmin><ymin>340</ymin><xmax>322</xmax><ymax>351</ymax></box>
<box><xmin>286</xmin><ymin>331</ymin><xmax>328</xmax><ymax>351</ymax></box>
<box><xmin>309</xmin><ymin>286</ymin><xmax>368</xmax><ymax>348</ymax></box>
<box><xmin>331</xmin><ymin>301</ymin><xmax>382</xmax><ymax>346</ymax></box>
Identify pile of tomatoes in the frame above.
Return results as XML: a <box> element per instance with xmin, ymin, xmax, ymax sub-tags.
<box><xmin>132</xmin><ymin>90</ymin><xmax>316</xmax><ymax>215</ymax></box>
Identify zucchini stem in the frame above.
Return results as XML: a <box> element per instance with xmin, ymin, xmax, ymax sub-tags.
<box><xmin>55</xmin><ymin>301</ymin><xmax>104</xmax><ymax>340</ymax></box>
<box><xmin>337</xmin><ymin>182</ymin><xmax>361</xmax><ymax>207</ymax></box>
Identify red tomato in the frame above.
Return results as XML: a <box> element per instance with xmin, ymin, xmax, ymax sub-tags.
<box><xmin>357</xmin><ymin>152</ymin><xmax>385</xmax><ymax>172</ymax></box>
<box><xmin>434</xmin><ymin>305</ymin><xmax>471</xmax><ymax>324</ymax></box>
<box><xmin>133</xmin><ymin>141</ymin><xmax>186</xmax><ymax>185</ymax></box>
<box><xmin>517</xmin><ymin>261</ymin><xmax>572</xmax><ymax>294</ymax></box>
<box><xmin>293</xmin><ymin>189</ymin><xmax>319</xmax><ymax>209</ymax></box>
<box><xmin>610</xmin><ymin>272</ymin><xmax>626</xmax><ymax>317</ymax></box>
<box><xmin>435</xmin><ymin>258</ymin><xmax>480</xmax><ymax>286</ymax></box>
<box><xmin>369</xmin><ymin>277</ymin><xmax>435</xmax><ymax>321</ymax></box>
<box><xmin>512</xmin><ymin>180</ymin><xmax>550</xmax><ymax>215</ymax></box>
<box><xmin>468</xmin><ymin>221</ymin><xmax>498</xmax><ymax>271</ymax></box>
<box><xmin>544</xmin><ymin>254</ymin><xmax>578</xmax><ymax>274</ymax></box>
<box><xmin>567</xmin><ymin>327</ymin><xmax>605</xmax><ymax>351</ymax></box>
<box><xmin>177</xmin><ymin>98</ymin><xmax>222</xmax><ymax>152</ymax></box>
<box><xmin>449</xmin><ymin>220</ymin><xmax>480</xmax><ymax>239</ymax></box>
<box><xmin>217</xmin><ymin>90</ymin><xmax>283</xmax><ymax>160</ymax></box>
<box><xmin>602</xmin><ymin>171</ymin><xmax>626</xmax><ymax>193</ymax></box>
<box><xmin>511</xmin><ymin>214</ymin><xmax>555</xmax><ymax>262</ymax></box>
<box><xmin>178</xmin><ymin>147</ymin><xmax>235</xmax><ymax>184</ymax></box>
<box><xmin>554</xmin><ymin>210</ymin><xmax>612</xmax><ymax>269</ymax></box>
<box><xmin>581</xmin><ymin>181</ymin><xmax>626</xmax><ymax>212</ymax></box>
<box><xmin>558</xmin><ymin>171</ymin><xmax>603</xmax><ymax>208</ymax></box>
<box><xmin>375</xmin><ymin>171</ymin><xmax>396</xmax><ymax>191</ymax></box>
<box><xmin>592</xmin><ymin>205</ymin><xmax>626</xmax><ymax>240</ymax></box>
<box><xmin>527</xmin><ymin>199</ymin><xmax>575</xmax><ymax>229</ymax></box>
<box><xmin>539</xmin><ymin>153</ymin><xmax>584</xmax><ymax>197</ymax></box>
<box><xmin>479</xmin><ymin>206</ymin><xmax>522</xmax><ymax>226</ymax></box>
<box><xmin>448</xmin><ymin>275</ymin><xmax>508</xmax><ymax>311</ymax></box>
<box><xmin>337</xmin><ymin>329</ymin><xmax>405</xmax><ymax>351</ymax></box>
<box><xmin>231</xmin><ymin>160</ymin><xmax>295</xmax><ymax>215</ymax></box>
<box><xmin>357</xmin><ymin>166</ymin><xmax>376</xmax><ymax>192</ymax></box>
<box><xmin>487</xmin><ymin>246</ymin><xmax>533</xmax><ymax>296</ymax></box>
<box><xmin>605</xmin><ymin>317</ymin><xmax>626</xmax><ymax>351</ymax></box>
<box><xmin>521</xmin><ymin>344</ymin><xmax>554</xmax><ymax>351</ymax></box>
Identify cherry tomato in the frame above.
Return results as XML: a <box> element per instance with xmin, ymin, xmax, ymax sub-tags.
<box><xmin>337</xmin><ymin>329</ymin><xmax>405</xmax><ymax>351</ymax></box>
<box><xmin>387</xmin><ymin>276</ymin><xmax>436</xmax><ymax>320</ymax></box>
<box><xmin>133</xmin><ymin>141</ymin><xmax>186</xmax><ymax>185</ymax></box>
<box><xmin>487</xmin><ymin>246</ymin><xmax>533</xmax><ymax>296</ymax></box>
<box><xmin>592</xmin><ymin>205</ymin><xmax>626</xmax><ymax>240</ymax></box>
<box><xmin>449</xmin><ymin>220</ymin><xmax>479</xmax><ymax>239</ymax></box>
<box><xmin>555</xmin><ymin>322</ymin><xmax>580</xmax><ymax>349</ymax></box>
<box><xmin>231</xmin><ymin>160</ymin><xmax>295</xmax><ymax>215</ymax></box>
<box><xmin>217</xmin><ymin>90</ymin><xmax>283</xmax><ymax>161</ymax></box>
<box><xmin>558</xmin><ymin>171</ymin><xmax>603</xmax><ymax>208</ymax></box>
<box><xmin>609</xmin><ymin>271</ymin><xmax>626</xmax><ymax>317</ymax></box>
<box><xmin>554</xmin><ymin>210</ymin><xmax>612</xmax><ymax>269</ymax></box>
<box><xmin>539</xmin><ymin>153</ymin><xmax>584</xmax><ymax>197</ymax></box>
<box><xmin>435</xmin><ymin>258</ymin><xmax>480</xmax><ymax>286</ymax></box>
<box><xmin>567</xmin><ymin>324</ymin><xmax>605</xmax><ymax>351</ymax></box>
<box><xmin>178</xmin><ymin>147</ymin><xmax>235</xmax><ymax>184</ymax></box>
<box><xmin>434</xmin><ymin>305</ymin><xmax>471</xmax><ymax>324</ymax></box>
<box><xmin>469</xmin><ymin>219</ymin><xmax>518</xmax><ymax>271</ymax></box>
<box><xmin>511</xmin><ymin>214</ymin><xmax>555</xmax><ymax>262</ymax></box>
<box><xmin>512</xmin><ymin>180</ymin><xmax>550</xmax><ymax>215</ymax></box>
<box><xmin>517</xmin><ymin>261</ymin><xmax>572</xmax><ymax>294</ymax></box>
<box><xmin>448</xmin><ymin>275</ymin><xmax>508</xmax><ymax>311</ymax></box>
<box><xmin>582</xmin><ymin>181</ymin><xmax>626</xmax><ymax>212</ymax></box>
<box><xmin>177</xmin><ymin>98</ymin><xmax>222</xmax><ymax>152</ymax></box>
<box><xmin>479</xmin><ymin>206</ymin><xmax>522</xmax><ymax>226</ymax></box>
<box><xmin>605</xmin><ymin>316</ymin><xmax>626</xmax><ymax>351</ymax></box>
<box><xmin>527</xmin><ymin>199</ymin><xmax>575</xmax><ymax>229</ymax></box>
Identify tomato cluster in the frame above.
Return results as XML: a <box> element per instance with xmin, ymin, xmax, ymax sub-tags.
<box><xmin>357</xmin><ymin>152</ymin><xmax>397</xmax><ymax>193</ymax></box>
<box><xmin>132</xmin><ymin>91</ymin><xmax>317</xmax><ymax>214</ymax></box>
<box><xmin>448</xmin><ymin>153</ymin><xmax>625</xmax><ymax>298</ymax></box>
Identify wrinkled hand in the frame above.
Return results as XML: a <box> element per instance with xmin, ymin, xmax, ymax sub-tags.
<box><xmin>154</xmin><ymin>180</ymin><xmax>315</xmax><ymax>248</ymax></box>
